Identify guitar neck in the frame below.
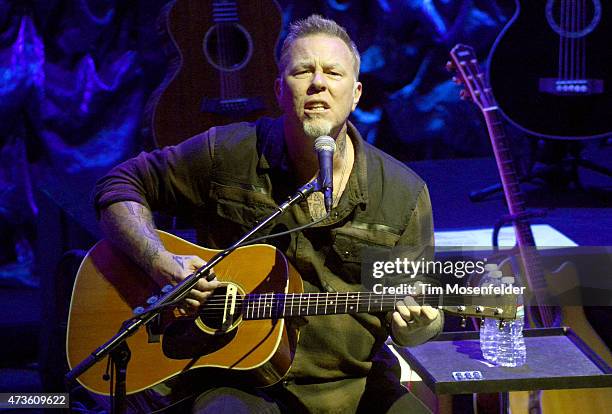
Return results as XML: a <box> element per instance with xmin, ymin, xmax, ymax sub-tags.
<box><xmin>483</xmin><ymin>108</ymin><xmax>532</xmax><ymax>240</ymax></box>
<box><xmin>241</xmin><ymin>292</ymin><xmax>441</xmax><ymax>320</ymax></box>
<box><xmin>482</xmin><ymin>108</ymin><xmax>552</xmax><ymax>304</ymax></box>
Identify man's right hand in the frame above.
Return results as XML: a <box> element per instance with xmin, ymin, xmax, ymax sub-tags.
<box><xmin>150</xmin><ymin>251</ymin><xmax>221</xmax><ymax>314</ymax></box>
<box><xmin>99</xmin><ymin>202</ymin><xmax>221</xmax><ymax>314</ymax></box>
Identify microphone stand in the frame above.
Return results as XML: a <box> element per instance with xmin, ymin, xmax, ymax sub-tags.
<box><xmin>65</xmin><ymin>180</ymin><xmax>320</xmax><ymax>413</ymax></box>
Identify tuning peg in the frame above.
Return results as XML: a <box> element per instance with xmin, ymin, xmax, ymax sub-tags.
<box><xmin>445</xmin><ymin>61</ymin><xmax>455</xmax><ymax>72</ymax></box>
<box><xmin>452</xmin><ymin>76</ymin><xmax>462</xmax><ymax>85</ymax></box>
<box><xmin>459</xmin><ymin>89</ymin><xmax>469</xmax><ymax>100</ymax></box>
<box><xmin>460</xmin><ymin>317</ymin><xmax>467</xmax><ymax>328</ymax></box>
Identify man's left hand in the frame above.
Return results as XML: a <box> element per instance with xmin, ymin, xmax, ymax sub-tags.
<box><xmin>389</xmin><ymin>295</ymin><xmax>440</xmax><ymax>346</ymax></box>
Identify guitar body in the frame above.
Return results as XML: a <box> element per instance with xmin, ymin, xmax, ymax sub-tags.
<box><xmin>66</xmin><ymin>231</ymin><xmax>301</xmax><ymax>396</ymax></box>
<box><xmin>488</xmin><ymin>0</ymin><xmax>611</xmax><ymax>139</ymax></box>
<box><xmin>152</xmin><ymin>0</ymin><xmax>282</xmax><ymax>147</ymax></box>
<box><xmin>507</xmin><ymin>305</ymin><xmax>612</xmax><ymax>414</ymax></box>
<box><xmin>500</xmin><ymin>260</ymin><xmax>612</xmax><ymax>414</ymax></box>
<box><xmin>473</xmin><ymin>261</ymin><xmax>612</xmax><ymax>414</ymax></box>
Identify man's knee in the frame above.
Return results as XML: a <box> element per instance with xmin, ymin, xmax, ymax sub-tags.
<box><xmin>192</xmin><ymin>387</ymin><xmax>281</xmax><ymax>414</ymax></box>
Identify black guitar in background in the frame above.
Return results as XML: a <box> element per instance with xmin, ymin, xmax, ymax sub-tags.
<box><xmin>151</xmin><ymin>0</ymin><xmax>281</xmax><ymax>148</ymax></box>
<box><xmin>488</xmin><ymin>0</ymin><xmax>611</xmax><ymax>139</ymax></box>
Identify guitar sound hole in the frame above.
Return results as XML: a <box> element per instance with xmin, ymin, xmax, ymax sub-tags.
<box><xmin>546</xmin><ymin>0</ymin><xmax>601</xmax><ymax>38</ymax></box>
<box><xmin>198</xmin><ymin>286</ymin><xmax>244</xmax><ymax>330</ymax></box>
<box><xmin>203</xmin><ymin>23</ymin><xmax>253</xmax><ymax>72</ymax></box>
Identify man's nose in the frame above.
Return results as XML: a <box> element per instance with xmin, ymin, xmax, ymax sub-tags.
<box><xmin>310</xmin><ymin>71</ymin><xmax>327</xmax><ymax>91</ymax></box>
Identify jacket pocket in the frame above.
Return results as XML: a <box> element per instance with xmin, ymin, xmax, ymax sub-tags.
<box><xmin>329</xmin><ymin>225</ymin><xmax>401</xmax><ymax>284</ymax></box>
<box><xmin>207</xmin><ymin>182</ymin><xmax>276</xmax><ymax>245</ymax></box>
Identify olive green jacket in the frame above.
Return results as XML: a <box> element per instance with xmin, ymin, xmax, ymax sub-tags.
<box><xmin>94</xmin><ymin>117</ymin><xmax>442</xmax><ymax>413</ymax></box>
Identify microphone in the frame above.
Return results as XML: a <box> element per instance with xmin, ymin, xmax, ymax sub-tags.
<box><xmin>314</xmin><ymin>136</ymin><xmax>336</xmax><ymax>213</ymax></box>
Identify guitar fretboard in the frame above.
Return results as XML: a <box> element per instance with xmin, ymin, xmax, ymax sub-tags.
<box><xmin>241</xmin><ymin>292</ymin><xmax>442</xmax><ymax>320</ymax></box>
<box><xmin>483</xmin><ymin>109</ymin><xmax>547</xmax><ymax>292</ymax></box>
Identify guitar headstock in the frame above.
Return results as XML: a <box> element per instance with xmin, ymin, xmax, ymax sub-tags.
<box><xmin>439</xmin><ymin>293</ymin><xmax>517</xmax><ymax>321</ymax></box>
<box><xmin>447</xmin><ymin>44</ymin><xmax>496</xmax><ymax>111</ymax></box>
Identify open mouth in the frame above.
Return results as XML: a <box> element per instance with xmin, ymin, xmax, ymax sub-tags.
<box><xmin>304</xmin><ymin>101</ymin><xmax>330</xmax><ymax>113</ymax></box>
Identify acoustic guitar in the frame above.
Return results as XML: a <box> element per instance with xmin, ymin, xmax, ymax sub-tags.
<box><xmin>487</xmin><ymin>0</ymin><xmax>611</xmax><ymax>139</ymax></box>
<box><xmin>66</xmin><ymin>230</ymin><xmax>515</xmax><ymax>398</ymax></box>
<box><xmin>448</xmin><ymin>43</ymin><xmax>612</xmax><ymax>414</ymax></box>
<box><xmin>151</xmin><ymin>0</ymin><xmax>282</xmax><ymax>147</ymax></box>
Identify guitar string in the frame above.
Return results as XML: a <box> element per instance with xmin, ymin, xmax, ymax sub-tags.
<box><xmin>198</xmin><ymin>293</ymin><xmax>505</xmax><ymax>302</ymax></box>
<box><xmin>577</xmin><ymin>0</ymin><xmax>585</xmax><ymax>80</ymax></box>
<box><xmin>459</xmin><ymin>58</ymin><xmax>554</xmax><ymax>325</ymax></box>
<box><xmin>195</xmin><ymin>298</ymin><xmax>494</xmax><ymax>313</ymax></box>
<box><xmin>194</xmin><ymin>301</ymin><xmax>507</xmax><ymax>310</ymax></box>
<box><xmin>198</xmin><ymin>301</ymin><xmax>500</xmax><ymax>314</ymax></box>
<box><xmin>570</xmin><ymin>0</ymin><xmax>576</xmax><ymax>80</ymax></box>
<box><xmin>184</xmin><ymin>294</ymin><xmax>513</xmax><ymax>311</ymax></box>
<box><xmin>564</xmin><ymin>0</ymin><xmax>569</xmax><ymax>80</ymax></box>
<box><xmin>552</xmin><ymin>0</ymin><xmax>565</xmax><ymax>80</ymax></box>
<box><xmin>466</xmin><ymin>58</ymin><xmax>556</xmax><ymax>326</ymax></box>
<box><xmin>464</xmin><ymin>65</ymin><xmax>555</xmax><ymax>327</ymax></box>
<box><xmin>581</xmin><ymin>0</ymin><xmax>586</xmax><ymax>80</ymax></box>
<box><xmin>194</xmin><ymin>298</ymin><xmax>493</xmax><ymax>310</ymax></box>
<box><xmin>195</xmin><ymin>299</ymin><xmax>504</xmax><ymax>317</ymax></box>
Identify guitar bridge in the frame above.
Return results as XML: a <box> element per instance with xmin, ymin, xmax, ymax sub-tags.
<box><xmin>539</xmin><ymin>78</ymin><xmax>603</xmax><ymax>95</ymax></box>
<box><xmin>221</xmin><ymin>283</ymin><xmax>238</xmax><ymax>332</ymax></box>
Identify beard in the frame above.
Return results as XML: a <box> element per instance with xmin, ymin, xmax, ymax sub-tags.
<box><xmin>303</xmin><ymin>118</ymin><xmax>333</xmax><ymax>139</ymax></box>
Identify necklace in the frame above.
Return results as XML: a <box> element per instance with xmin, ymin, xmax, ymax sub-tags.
<box><xmin>307</xmin><ymin>136</ymin><xmax>353</xmax><ymax>220</ymax></box>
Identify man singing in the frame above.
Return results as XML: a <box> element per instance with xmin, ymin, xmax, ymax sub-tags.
<box><xmin>94</xmin><ymin>14</ymin><xmax>441</xmax><ymax>413</ymax></box>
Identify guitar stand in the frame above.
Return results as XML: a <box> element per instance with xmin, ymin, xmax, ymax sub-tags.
<box><xmin>469</xmin><ymin>147</ymin><xmax>612</xmax><ymax>202</ymax></box>
<box><xmin>491</xmin><ymin>210</ymin><xmax>547</xmax><ymax>249</ymax></box>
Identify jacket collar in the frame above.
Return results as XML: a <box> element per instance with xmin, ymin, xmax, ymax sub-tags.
<box><xmin>257</xmin><ymin>117</ymin><xmax>369</xmax><ymax>217</ymax></box>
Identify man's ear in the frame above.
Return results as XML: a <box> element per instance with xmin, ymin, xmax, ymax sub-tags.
<box><xmin>352</xmin><ymin>81</ymin><xmax>362</xmax><ymax>110</ymax></box>
<box><xmin>274</xmin><ymin>78</ymin><xmax>282</xmax><ymax>103</ymax></box>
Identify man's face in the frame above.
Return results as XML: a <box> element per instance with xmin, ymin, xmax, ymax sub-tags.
<box><xmin>275</xmin><ymin>34</ymin><xmax>362</xmax><ymax>140</ymax></box>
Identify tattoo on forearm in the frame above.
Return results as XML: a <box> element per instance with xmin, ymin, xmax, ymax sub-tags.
<box><xmin>101</xmin><ymin>201</ymin><xmax>165</xmax><ymax>275</ymax></box>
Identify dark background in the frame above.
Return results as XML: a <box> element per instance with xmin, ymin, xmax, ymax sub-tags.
<box><xmin>0</xmin><ymin>0</ymin><xmax>610</xmax><ymax>406</ymax></box>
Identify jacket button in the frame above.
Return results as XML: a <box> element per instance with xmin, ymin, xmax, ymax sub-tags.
<box><xmin>283</xmin><ymin>380</ymin><xmax>291</xmax><ymax>387</ymax></box>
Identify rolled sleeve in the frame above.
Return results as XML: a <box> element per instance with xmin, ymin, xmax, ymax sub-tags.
<box><xmin>93</xmin><ymin>130</ymin><xmax>215</xmax><ymax>218</ymax></box>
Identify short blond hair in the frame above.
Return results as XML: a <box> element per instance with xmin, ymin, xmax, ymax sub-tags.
<box><xmin>278</xmin><ymin>14</ymin><xmax>360</xmax><ymax>78</ymax></box>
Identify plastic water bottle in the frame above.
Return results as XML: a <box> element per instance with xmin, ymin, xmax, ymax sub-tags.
<box><xmin>495</xmin><ymin>276</ymin><xmax>527</xmax><ymax>367</ymax></box>
<box><xmin>479</xmin><ymin>265</ymin><xmax>503</xmax><ymax>363</ymax></box>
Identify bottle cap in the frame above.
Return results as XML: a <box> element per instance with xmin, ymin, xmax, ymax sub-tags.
<box><xmin>501</xmin><ymin>276</ymin><xmax>515</xmax><ymax>284</ymax></box>
<box><xmin>489</xmin><ymin>270</ymin><xmax>503</xmax><ymax>278</ymax></box>
<box><xmin>484</xmin><ymin>264</ymin><xmax>499</xmax><ymax>271</ymax></box>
